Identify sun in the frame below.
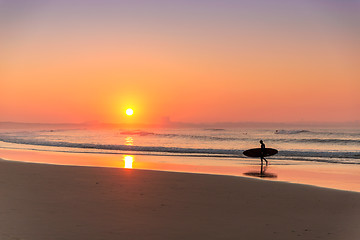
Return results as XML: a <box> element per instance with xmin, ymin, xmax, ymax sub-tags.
<box><xmin>126</xmin><ymin>108</ymin><xmax>134</xmax><ymax>116</ymax></box>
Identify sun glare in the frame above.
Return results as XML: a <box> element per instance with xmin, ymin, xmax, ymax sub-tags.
<box><xmin>126</xmin><ymin>108</ymin><xmax>134</xmax><ymax>116</ymax></box>
<box><xmin>123</xmin><ymin>155</ymin><xmax>134</xmax><ymax>168</ymax></box>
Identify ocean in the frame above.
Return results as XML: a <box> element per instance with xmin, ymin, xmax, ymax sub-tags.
<box><xmin>1</xmin><ymin>126</ymin><xmax>359</xmax><ymax>166</ymax></box>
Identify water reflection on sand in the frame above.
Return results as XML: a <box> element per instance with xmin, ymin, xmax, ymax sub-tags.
<box><xmin>123</xmin><ymin>155</ymin><xmax>134</xmax><ymax>169</ymax></box>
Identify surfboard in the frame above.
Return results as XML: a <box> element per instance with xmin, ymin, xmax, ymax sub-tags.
<box><xmin>243</xmin><ymin>148</ymin><xmax>278</xmax><ymax>158</ymax></box>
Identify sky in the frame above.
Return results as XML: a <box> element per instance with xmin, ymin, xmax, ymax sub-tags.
<box><xmin>1</xmin><ymin>0</ymin><xmax>359</xmax><ymax>124</ymax></box>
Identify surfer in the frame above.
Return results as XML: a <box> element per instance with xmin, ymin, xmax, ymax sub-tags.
<box><xmin>260</xmin><ymin>140</ymin><xmax>268</xmax><ymax>166</ymax></box>
<box><xmin>243</xmin><ymin>142</ymin><xmax>277</xmax><ymax>176</ymax></box>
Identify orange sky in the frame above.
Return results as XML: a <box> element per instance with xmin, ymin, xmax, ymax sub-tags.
<box><xmin>1</xmin><ymin>0</ymin><xmax>359</xmax><ymax>124</ymax></box>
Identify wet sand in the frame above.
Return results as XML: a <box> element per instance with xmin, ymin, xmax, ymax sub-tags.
<box><xmin>1</xmin><ymin>148</ymin><xmax>360</xmax><ymax>192</ymax></box>
<box><xmin>0</xmin><ymin>159</ymin><xmax>359</xmax><ymax>240</ymax></box>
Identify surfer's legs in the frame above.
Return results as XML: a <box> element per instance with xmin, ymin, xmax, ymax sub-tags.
<box><xmin>264</xmin><ymin>157</ymin><xmax>268</xmax><ymax>166</ymax></box>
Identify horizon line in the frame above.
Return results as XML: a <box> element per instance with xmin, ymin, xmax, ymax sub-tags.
<box><xmin>0</xmin><ymin>120</ymin><xmax>359</xmax><ymax>127</ymax></box>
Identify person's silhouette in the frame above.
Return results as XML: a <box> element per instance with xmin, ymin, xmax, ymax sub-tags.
<box><xmin>260</xmin><ymin>140</ymin><xmax>268</xmax><ymax>166</ymax></box>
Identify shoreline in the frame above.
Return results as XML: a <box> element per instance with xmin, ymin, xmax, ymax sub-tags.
<box><xmin>1</xmin><ymin>148</ymin><xmax>360</xmax><ymax>192</ymax></box>
<box><xmin>0</xmin><ymin>159</ymin><xmax>359</xmax><ymax>239</ymax></box>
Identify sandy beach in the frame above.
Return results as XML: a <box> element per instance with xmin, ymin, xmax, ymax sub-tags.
<box><xmin>0</xmin><ymin>159</ymin><xmax>359</xmax><ymax>240</ymax></box>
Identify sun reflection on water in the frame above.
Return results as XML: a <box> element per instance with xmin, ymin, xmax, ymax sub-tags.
<box><xmin>123</xmin><ymin>155</ymin><xmax>134</xmax><ymax>169</ymax></box>
<box><xmin>125</xmin><ymin>136</ymin><xmax>133</xmax><ymax>146</ymax></box>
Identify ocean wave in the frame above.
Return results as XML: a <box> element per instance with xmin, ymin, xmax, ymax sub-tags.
<box><xmin>204</xmin><ymin>128</ymin><xmax>226</xmax><ymax>131</ymax></box>
<box><xmin>277</xmin><ymin>150</ymin><xmax>360</xmax><ymax>159</ymax></box>
<box><xmin>157</xmin><ymin>133</ymin><xmax>238</xmax><ymax>141</ymax></box>
<box><xmin>118</xmin><ymin>130</ymin><xmax>239</xmax><ymax>141</ymax></box>
<box><xmin>274</xmin><ymin>129</ymin><xmax>360</xmax><ymax>137</ymax></box>
<box><xmin>119</xmin><ymin>130</ymin><xmax>154</xmax><ymax>136</ymax></box>
<box><xmin>273</xmin><ymin>138</ymin><xmax>360</xmax><ymax>144</ymax></box>
<box><xmin>274</xmin><ymin>130</ymin><xmax>311</xmax><ymax>134</ymax></box>
<box><xmin>0</xmin><ymin>136</ymin><xmax>242</xmax><ymax>155</ymax></box>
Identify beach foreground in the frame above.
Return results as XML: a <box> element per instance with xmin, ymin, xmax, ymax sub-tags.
<box><xmin>0</xmin><ymin>160</ymin><xmax>359</xmax><ymax>240</ymax></box>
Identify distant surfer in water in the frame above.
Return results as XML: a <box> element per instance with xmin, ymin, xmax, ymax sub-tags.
<box><xmin>260</xmin><ymin>140</ymin><xmax>268</xmax><ymax>166</ymax></box>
